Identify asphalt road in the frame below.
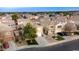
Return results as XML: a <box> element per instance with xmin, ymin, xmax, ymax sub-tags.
<box><xmin>18</xmin><ymin>39</ymin><xmax>79</xmax><ymax>51</ymax></box>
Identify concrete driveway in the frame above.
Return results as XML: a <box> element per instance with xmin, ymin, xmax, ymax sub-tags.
<box><xmin>5</xmin><ymin>41</ymin><xmax>17</xmax><ymax>51</ymax></box>
<box><xmin>35</xmin><ymin>36</ymin><xmax>49</xmax><ymax>46</ymax></box>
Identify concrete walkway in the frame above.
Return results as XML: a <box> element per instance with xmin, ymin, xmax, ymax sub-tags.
<box><xmin>63</xmin><ymin>35</ymin><xmax>79</xmax><ymax>40</ymax></box>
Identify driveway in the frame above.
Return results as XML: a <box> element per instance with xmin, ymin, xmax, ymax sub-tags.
<box><xmin>35</xmin><ymin>36</ymin><xmax>49</xmax><ymax>46</ymax></box>
<box><xmin>5</xmin><ymin>41</ymin><xmax>17</xmax><ymax>51</ymax></box>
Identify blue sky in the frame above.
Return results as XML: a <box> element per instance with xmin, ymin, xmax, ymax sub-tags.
<box><xmin>0</xmin><ymin>7</ymin><xmax>79</xmax><ymax>12</ymax></box>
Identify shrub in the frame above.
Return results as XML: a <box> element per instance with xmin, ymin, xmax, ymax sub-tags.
<box><xmin>52</xmin><ymin>36</ymin><xmax>56</xmax><ymax>39</ymax></box>
<box><xmin>56</xmin><ymin>35</ymin><xmax>64</xmax><ymax>41</ymax></box>
<box><xmin>26</xmin><ymin>39</ymin><xmax>38</xmax><ymax>45</ymax></box>
<box><xmin>52</xmin><ymin>36</ymin><xmax>64</xmax><ymax>41</ymax></box>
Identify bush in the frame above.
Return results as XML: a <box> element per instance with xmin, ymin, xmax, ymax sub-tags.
<box><xmin>15</xmin><ymin>38</ymin><xmax>19</xmax><ymax>43</ymax></box>
<box><xmin>74</xmin><ymin>32</ymin><xmax>79</xmax><ymax>35</ymax></box>
<box><xmin>26</xmin><ymin>39</ymin><xmax>38</xmax><ymax>45</ymax></box>
<box><xmin>52</xmin><ymin>36</ymin><xmax>64</xmax><ymax>41</ymax></box>
<box><xmin>56</xmin><ymin>36</ymin><xmax>64</xmax><ymax>41</ymax></box>
<box><xmin>52</xmin><ymin>36</ymin><xmax>56</xmax><ymax>39</ymax></box>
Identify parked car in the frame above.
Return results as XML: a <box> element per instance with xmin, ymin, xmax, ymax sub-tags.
<box><xmin>57</xmin><ymin>32</ymin><xmax>68</xmax><ymax>36</ymax></box>
<box><xmin>3</xmin><ymin>42</ymin><xmax>9</xmax><ymax>49</ymax></box>
<box><xmin>74</xmin><ymin>32</ymin><xmax>79</xmax><ymax>35</ymax></box>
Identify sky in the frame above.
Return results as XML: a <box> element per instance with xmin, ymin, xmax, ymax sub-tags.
<box><xmin>0</xmin><ymin>7</ymin><xmax>79</xmax><ymax>12</ymax></box>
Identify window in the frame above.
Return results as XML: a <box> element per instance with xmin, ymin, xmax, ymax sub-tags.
<box><xmin>58</xmin><ymin>26</ymin><xmax>62</xmax><ymax>28</ymax></box>
<box><xmin>76</xmin><ymin>25</ymin><xmax>79</xmax><ymax>30</ymax></box>
<box><xmin>50</xmin><ymin>18</ymin><xmax>52</xmax><ymax>21</ymax></box>
<box><xmin>51</xmin><ymin>26</ymin><xmax>53</xmax><ymax>28</ymax></box>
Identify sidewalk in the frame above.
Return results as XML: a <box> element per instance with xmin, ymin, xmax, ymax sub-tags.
<box><xmin>63</xmin><ymin>35</ymin><xmax>79</xmax><ymax>40</ymax></box>
<box><xmin>47</xmin><ymin>35</ymin><xmax>79</xmax><ymax>47</ymax></box>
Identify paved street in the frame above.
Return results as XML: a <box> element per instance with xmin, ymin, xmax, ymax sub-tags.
<box><xmin>4</xmin><ymin>36</ymin><xmax>79</xmax><ymax>51</ymax></box>
<box><xmin>18</xmin><ymin>39</ymin><xmax>79</xmax><ymax>51</ymax></box>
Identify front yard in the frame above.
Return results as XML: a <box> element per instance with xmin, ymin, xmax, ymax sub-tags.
<box><xmin>14</xmin><ymin>37</ymin><xmax>38</xmax><ymax>47</ymax></box>
<box><xmin>26</xmin><ymin>39</ymin><xmax>38</xmax><ymax>45</ymax></box>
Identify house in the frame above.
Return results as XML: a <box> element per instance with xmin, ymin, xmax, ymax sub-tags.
<box><xmin>54</xmin><ymin>15</ymin><xmax>77</xmax><ymax>36</ymax></box>
<box><xmin>39</xmin><ymin>14</ymin><xmax>77</xmax><ymax>36</ymax></box>
<box><xmin>36</xmin><ymin>25</ymin><xmax>43</xmax><ymax>37</ymax></box>
<box><xmin>47</xmin><ymin>21</ymin><xmax>55</xmax><ymax>36</ymax></box>
<box><xmin>70</xmin><ymin>15</ymin><xmax>79</xmax><ymax>32</ymax></box>
<box><xmin>55</xmin><ymin>22</ymin><xmax>67</xmax><ymax>34</ymax></box>
<box><xmin>30</xmin><ymin>21</ymin><xmax>43</xmax><ymax>37</ymax></box>
<box><xmin>0</xmin><ymin>23</ymin><xmax>14</xmax><ymax>42</ymax></box>
<box><xmin>40</xmin><ymin>15</ymin><xmax>68</xmax><ymax>36</ymax></box>
<box><xmin>0</xmin><ymin>15</ymin><xmax>15</xmax><ymax>30</ymax></box>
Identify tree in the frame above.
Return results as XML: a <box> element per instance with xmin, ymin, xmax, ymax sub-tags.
<box><xmin>11</xmin><ymin>13</ymin><xmax>18</xmax><ymax>29</ymax></box>
<box><xmin>43</xmin><ymin>27</ymin><xmax>48</xmax><ymax>35</ymax></box>
<box><xmin>0</xmin><ymin>12</ymin><xmax>5</xmax><ymax>16</ymax></box>
<box><xmin>63</xmin><ymin>22</ymin><xmax>77</xmax><ymax>35</ymax></box>
<box><xmin>0</xmin><ymin>40</ymin><xmax>3</xmax><ymax>50</ymax></box>
<box><xmin>11</xmin><ymin>13</ymin><xmax>24</xmax><ymax>43</ymax></box>
<box><xmin>23</xmin><ymin>23</ymin><xmax>37</xmax><ymax>42</ymax></box>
